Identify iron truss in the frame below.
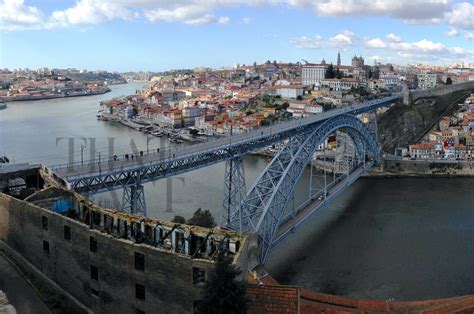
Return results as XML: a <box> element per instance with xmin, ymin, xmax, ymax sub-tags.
<box><xmin>56</xmin><ymin>96</ymin><xmax>399</xmax><ymax>196</ymax></box>
<box><xmin>227</xmin><ymin>114</ymin><xmax>380</xmax><ymax>263</ymax></box>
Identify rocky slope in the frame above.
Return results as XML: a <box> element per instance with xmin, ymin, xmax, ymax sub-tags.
<box><xmin>378</xmin><ymin>90</ymin><xmax>472</xmax><ymax>153</ymax></box>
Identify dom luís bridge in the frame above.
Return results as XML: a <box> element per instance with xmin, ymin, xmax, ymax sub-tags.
<box><xmin>52</xmin><ymin>95</ymin><xmax>400</xmax><ymax>263</ymax></box>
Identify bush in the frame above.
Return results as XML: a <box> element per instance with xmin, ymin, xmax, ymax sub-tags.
<box><xmin>172</xmin><ymin>215</ymin><xmax>186</xmax><ymax>224</ymax></box>
<box><xmin>187</xmin><ymin>208</ymin><xmax>216</xmax><ymax>228</ymax></box>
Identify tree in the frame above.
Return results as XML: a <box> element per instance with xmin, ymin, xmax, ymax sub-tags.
<box><xmin>446</xmin><ymin>77</ymin><xmax>453</xmax><ymax>85</ymax></box>
<box><xmin>172</xmin><ymin>215</ymin><xmax>186</xmax><ymax>224</ymax></box>
<box><xmin>335</xmin><ymin>68</ymin><xmax>342</xmax><ymax>79</ymax></box>
<box><xmin>198</xmin><ymin>248</ymin><xmax>247</xmax><ymax>314</ymax></box>
<box><xmin>325</xmin><ymin>63</ymin><xmax>335</xmax><ymax>79</ymax></box>
<box><xmin>187</xmin><ymin>208</ymin><xmax>216</xmax><ymax>228</ymax></box>
<box><xmin>189</xmin><ymin>128</ymin><xmax>199</xmax><ymax>136</ymax></box>
<box><xmin>296</xmin><ymin>95</ymin><xmax>303</xmax><ymax>100</ymax></box>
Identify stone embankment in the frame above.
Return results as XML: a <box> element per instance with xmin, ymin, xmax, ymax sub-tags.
<box><xmin>365</xmin><ymin>158</ymin><xmax>474</xmax><ymax>178</ymax></box>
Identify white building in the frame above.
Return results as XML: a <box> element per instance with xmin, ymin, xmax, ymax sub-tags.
<box><xmin>320</xmin><ymin>78</ymin><xmax>359</xmax><ymax>91</ymax></box>
<box><xmin>269</xmin><ymin>85</ymin><xmax>305</xmax><ymax>99</ymax></box>
<box><xmin>302</xmin><ymin>63</ymin><xmax>328</xmax><ymax>86</ymax></box>
<box><xmin>417</xmin><ymin>73</ymin><xmax>437</xmax><ymax>90</ymax></box>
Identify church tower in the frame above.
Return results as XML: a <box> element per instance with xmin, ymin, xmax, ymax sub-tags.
<box><xmin>337</xmin><ymin>52</ymin><xmax>341</xmax><ymax>66</ymax></box>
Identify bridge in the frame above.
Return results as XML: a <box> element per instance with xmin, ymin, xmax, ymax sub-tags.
<box><xmin>52</xmin><ymin>95</ymin><xmax>400</xmax><ymax>263</ymax></box>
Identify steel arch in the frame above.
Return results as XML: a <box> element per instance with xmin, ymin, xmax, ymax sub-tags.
<box><xmin>232</xmin><ymin>114</ymin><xmax>379</xmax><ymax>263</ymax></box>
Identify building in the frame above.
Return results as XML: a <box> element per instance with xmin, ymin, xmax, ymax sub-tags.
<box><xmin>351</xmin><ymin>55</ymin><xmax>364</xmax><ymax>68</ymax></box>
<box><xmin>320</xmin><ymin>78</ymin><xmax>359</xmax><ymax>91</ymax></box>
<box><xmin>409</xmin><ymin>143</ymin><xmax>434</xmax><ymax>159</ymax></box>
<box><xmin>302</xmin><ymin>61</ymin><xmax>328</xmax><ymax>86</ymax></box>
<box><xmin>268</xmin><ymin>85</ymin><xmax>305</xmax><ymax>99</ymax></box>
<box><xmin>337</xmin><ymin>52</ymin><xmax>341</xmax><ymax>67</ymax></box>
<box><xmin>0</xmin><ymin>166</ymin><xmax>256</xmax><ymax>314</ymax></box>
<box><xmin>417</xmin><ymin>73</ymin><xmax>437</xmax><ymax>90</ymax></box>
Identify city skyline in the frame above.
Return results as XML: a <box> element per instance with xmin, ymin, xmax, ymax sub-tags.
<box><xmin>1</xmin><ymin>0</ymin><xmax>473</xmax><ymax>71</ymax></box>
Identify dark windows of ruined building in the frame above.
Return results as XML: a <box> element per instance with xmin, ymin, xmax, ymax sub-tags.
<box><xmin>193</xmin><ymin>267</ymin><xmax>205</xmax><ymax>286</ymax></box>
<box><xmin>135</xmin><ymin>252</ymin><xmax>145</xmax><ymax>271</ymax></box>
<box><xmin>43</xmin><ymin>240</ymin><xmax>50</xmax><ymax>255</ymax></box>
<box><xmin>90</xmin><ymin>265</ymin><xmax>99</xmax><ymax>281</ymax></box>
<box><xmin>135</xmin><ymin>283</ymin><xmax>145</xmax><ymax>300</ymax></box>
<box><xmin>91</xmin><ymin>288</ymin><xmax>100</xmax><ymax>297</ymax></box>
<box><xmin>64</xmin><ymin>225</ymin><xmax>71</xmax><ymax>241</ymax></box>
<box><xmin>41</xmin><ymin>215</ymin><xmax>48</xmax><ymax>230</ymax></box>
<box><xmin>90</xmin><ymin>236</ymin><xmax>97</xmax><ymax>252</ymax></box>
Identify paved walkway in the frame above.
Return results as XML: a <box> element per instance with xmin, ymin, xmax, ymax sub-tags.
<box><xmin>0</xmin><ymin>253</ymin><xmax>51</xmax><ymax>314</ymax></box>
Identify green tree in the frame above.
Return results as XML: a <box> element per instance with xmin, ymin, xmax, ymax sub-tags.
<box><xmin>187</xmin><ymin>208</ymin><xmax>216</xmax><ymax>228</ymax></box>
<box><xmin>446</xmin><ymin>77</ymin><xmax>452</xmax><ymax>85</ymax></box>
<box><xmin>296</xmin><ymin>95</ymin><xmax>303</xmax><ymax>100</ymax></box>
<box><xmin>198</xmin><ymin>248</ymin><xmax>247</xmax><ymax>314</ymax></box>
<box><xmin>335</xmin><ymin>68</ymin><xmax>342</xmax><ymax>79</ymax></box>
<box><xmin>325</xmin><ymin>63</ymin><xmax>335</xmax><ymax>79</ymax></box>
<box><xmin>172</xmin><ymin>215</ymin><xmax>186</xmax><ymax>224</ymax></box>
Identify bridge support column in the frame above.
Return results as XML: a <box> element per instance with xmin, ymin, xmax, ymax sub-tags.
<box><xmin>221</xmin><ymin>156</ymin><xmax>246</xmax><ymax>231</ymax></box>
<box><xmin>122</xmin><ymin>174</ymin><xmax>147</xmax><ymax>216</ymax></box>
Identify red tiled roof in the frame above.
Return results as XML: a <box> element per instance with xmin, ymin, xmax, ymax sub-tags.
<box><xmin>247</xmin><ymin>284</ymin><xmax>299</xmax><ymax>314</ymax></box>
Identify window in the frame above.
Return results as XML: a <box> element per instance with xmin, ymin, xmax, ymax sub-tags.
<box><xmin>135</xmin><ymin>283</ymin><xmax>145</xmax><ymax>300</ymax></box>
<box><xmin>136</xmin><ymin>310</ymin><xmax>145</xmax><ymax>314</ymax></box>
<box><xmin>90</xmin><ymin>236</ymin><xmax>97</xmax><ymax>252</ymax></box>
<box><xmin>43</xmin><ymin>241</ymin><xmax>49</xmax><ymax>255</ymax></box>
<box><xmin>91</xmin><ymin>288</ymin><xmax>100</xmax><ymax>297</ymax></box>
<box><xmin>193</xmin><ymin>267</ymin><xmax>205</xmax><ymax>286</ymax></box>
<box><xmin>134</xmin><ymin>252</ymin><xmax>145</xmax><ymax>271</ymax></box>
<box><xmin>90</xmin><ymin>265</ymin><xmax>99</xmax><ymax>281</ymax></box>
<box><xmin>64</xmin><ymin>225</ymin><xmax>71</xmax><ymax>241</ymax></box>
<box><xmin>42</xmin><ymin>216</ymin><xmax>48</xmax><ymax>230</ymax></box>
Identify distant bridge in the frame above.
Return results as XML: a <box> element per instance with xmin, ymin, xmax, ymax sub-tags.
<box><xmin>52</xmin><ymin>95</ymin><xmax>400</xmax><ymax>263</ymax></box>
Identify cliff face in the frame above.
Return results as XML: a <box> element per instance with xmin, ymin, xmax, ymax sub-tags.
<box><xmin>378</xmin><ymin>90</ymin><xmax>471</xmax><ymax>153</ymax></box>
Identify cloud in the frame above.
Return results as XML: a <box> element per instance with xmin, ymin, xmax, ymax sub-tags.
<box><xmin>242</xmin><ymin>17</ymin><xmax>252</xmax><ymax>24</ymax></box>
<box><xmin>289</xmin><ymin>35</ymin><xmax>323</xmax><ymax>49</ymax></box>
<box><xmin>0</xmin><ymin>0</ymin><xmax>44</xmax><ymax>31</ymax></box>
<box><xmin>446</xmin><ymin>27</ymin><xmax>459</xmax><ymax>37</ymax></box>
<box><xmin>329</xmin><ymin>30</ymin><xmax>356</xmax><ymax>46</ymax></box>
<box><xmin>446</xmin><ymin>2</ymin><xmax>474</xmax><ymax>30</ymax></box>
<box><xmin>386</xmin><ymin>33</ymin><xmax>402</xmax><ymax>43</ymax></box>
<box><xmin>366</xmin><ymin>38</ymin><xmax>386</xmax><ymax>48</ymax></box>
<box><xmin>464</xmin><ymin>31</ymin><xmax>474</xmax><ymax>40</ymax></box>
<box><xmin>2</xmin><ymin>0</ymin><xmax>473</xmax><ymax>31</ymax></box>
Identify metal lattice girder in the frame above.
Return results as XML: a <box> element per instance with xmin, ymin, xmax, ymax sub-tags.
<box><xmin>122</xmin><ymin>184</ymin><xmax>147</xmax><ymax>216</ymax></box>
<box><xmin>221</xmin><ymin>156</ymin><xmax>246</xmax><ymax>231</ymax></box>
<box><xmin>58</xmin><ymin>96</ymin><xmax>398</xmax><ymax>196</ymax></box>
<box><xmin>234</xmin><ymin>114</ymin><xmax>380</xmax><ymax>264</ymax></box>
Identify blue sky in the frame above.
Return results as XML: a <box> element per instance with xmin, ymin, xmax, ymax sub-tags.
<box><xmin>1</xmin><ymin>0</ymin><xmax>473</xmax><ymax>71</ymax></box>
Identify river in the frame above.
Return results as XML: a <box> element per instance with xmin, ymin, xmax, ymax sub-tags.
<box><xmin>0</xmin><ymin>83</ymin><xmax>472</xmax><ymax>301</ymax></box>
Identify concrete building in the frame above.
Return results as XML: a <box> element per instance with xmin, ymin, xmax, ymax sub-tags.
<box><xmin>302</xmin><ymin>62</ymin><xmax>328</xmax><ymax>86</ymax></box>
<box><xmin>417</xmin><ymin>73</ymin><xmax>437</xmax><ymax>90</ymax></box>
<box><xmin>0</xmin><ymin>165</ymin><xmax>256</xmax><ymax>314</ymax></box>
<box><xmin>268</xmin><ymin>85</ymin><xmax>305</xmax><ymax>99</ymax></box>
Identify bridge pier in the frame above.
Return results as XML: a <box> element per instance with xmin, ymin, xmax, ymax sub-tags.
<box><xmin>122</xmin><ymin>173</ymin><xmax>147</xmax><ymax>216</ymax></box>
<box><xmin>221</xmin><ymin>156</ymin><xmax>246</xmax><ymax>231</ymax></box>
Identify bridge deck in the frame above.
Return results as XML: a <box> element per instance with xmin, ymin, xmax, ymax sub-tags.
<box><xmin>272</xmin><ymin>162</ymin><xmax>373</xmax><ymax>249</ymax></box>
<box><xmin>53</xmin><ymin>96</ymin><xmax>398</xmax><ymax>184</ymax></box>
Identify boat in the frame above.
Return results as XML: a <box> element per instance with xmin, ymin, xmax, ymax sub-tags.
<box><xmin>169</xmin><ymin>137</ymin><xmax>184</xmax><ymax>144</ymax></box>
<box><xmin>152</xmin><ymin>130</ymin><xmax>164</xmax><ymax>137</ymax></box>
<box><xmin>0</xmin><ymin>100</ymin><xmax>7</xmax><ymax>110</ymax></box>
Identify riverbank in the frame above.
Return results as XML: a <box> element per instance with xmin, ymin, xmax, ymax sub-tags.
<box><xmin>0</xmin><ymin>88</ymin><xmax>110</xmax><ymax>102</ymax></box>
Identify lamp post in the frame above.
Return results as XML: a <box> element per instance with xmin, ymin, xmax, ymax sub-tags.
<box><xmin>80</xmin><ymin>144</ymin><xmax>86</xmax><ymax>166</ymax></box>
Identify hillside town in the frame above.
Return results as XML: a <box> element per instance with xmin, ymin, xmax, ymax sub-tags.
<box><xmin>407</xmin><ymin>94</ymin><xmax>474</xmax><ymax>161</ymax></box>
<box><xmin>94</xmin><ymin>55</ymin><xmax>474</xmax><ymax>143</ymax></box>
<box><xmin>0</xmin><ymin>68</ymin><xmax>125</xmax><ymax>101</ymax></box>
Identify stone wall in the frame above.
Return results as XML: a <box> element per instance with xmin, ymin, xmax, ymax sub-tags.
<box><xmin>404</xmin><ymin>81</ymin><xmax>474</xmax><ymax>105</ymax></box>
<box><xmin>0</xmin><ymin>191</ymin><xmax>251</xmax><ymax>313</ymax></box>
<box><xmin>381</xmin><ymin>159</ymin><xmax>474</xmax><ymax>176</ymax></box>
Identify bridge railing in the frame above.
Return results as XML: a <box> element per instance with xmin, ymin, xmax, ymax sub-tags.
<box><xmin>50</xmin><ymin>96</ymin><xmax>399</xmax><ymax>175</ymax></box>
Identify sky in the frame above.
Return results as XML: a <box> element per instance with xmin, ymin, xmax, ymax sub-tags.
<box><xmin>0</xmin><ymin>0</ymin><xmax>473</xmax><ymax>72</ymax></box>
